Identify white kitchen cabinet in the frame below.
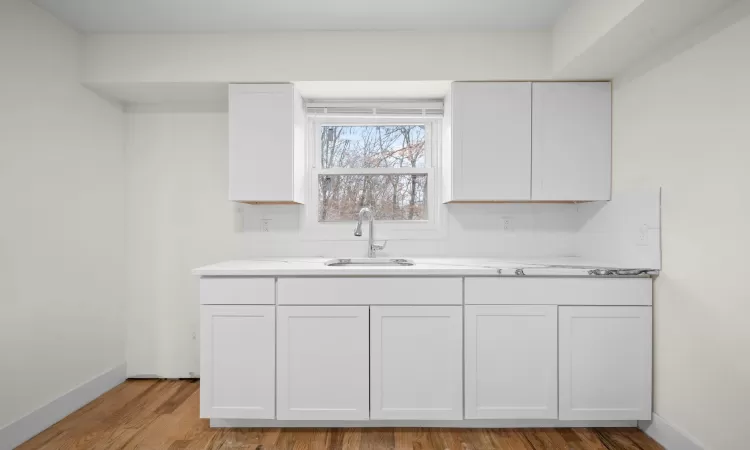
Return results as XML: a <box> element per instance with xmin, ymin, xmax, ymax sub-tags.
<box><xmin>464</xmin><ymin>305</ymin><xmax>558</xmax><ymax>419</ymax></box>
<box><xmin>370</xmin><ymin>306</ymin><xmax>463</xmax><ymax>420</ymax></box>
<box><xmin>228</xmin><ymin>83</ymin><xmax>305</xmax><ymax>204</ymax></box>
<box><xmin>559</xmin><ymin>306</ymin><xmax>652</xmax><ymax>420</ymax></box>
<box><xmin>200</xmin><ymin>305</ymin><xmax>275</xmax><ymax>419</ymax></box>
<box><xmin>531</xmin><ymin>82</ymin><xmax>612</xmax><ymax>201</ymax></box>
<box><xmin>444</xmin><ymin>82</ymin><xmax>532</xmax><ymax>202</ymax></box>
<box><xmin>276</xmin><ymin>306</ymin><xmax>369</xmax><ymax>420</ymax></box>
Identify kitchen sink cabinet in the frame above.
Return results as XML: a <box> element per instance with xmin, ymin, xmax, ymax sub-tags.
<box><xmin>276</xmin><ymin>306</ymin><xmax>370</xmax><ymax>420</ymax></box>
<box><xmin>198</xmin><ymin>274</ymin><xmax>653</xmax><ymax>426</ymax></box>
<box><xmin>370</xmin><ymin>306</ymin><xmax>463</xmax><ymax>420</ymax></box>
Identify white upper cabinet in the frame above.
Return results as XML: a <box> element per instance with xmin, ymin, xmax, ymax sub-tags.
<box><xmin>444</xmin><ymin>81</ymin><xmax>611</xmax><ymax>203</ymax></box>
<box><xmin>228</xmin><ymin>84</ymin><xmax>305</xmax><ymax>203</ymax></box>
<box><xmin>444</xmin><ymin>82</ymin><xmax>532</xmax><ymax>202</ymax></box>
<box><xmin>558</xmin><ymin>306</ymin><xmax>652</xmax><ymax>421</ymax></box>
<box><xmin>531</xmin><ymin>82</ymin><xmax>612</xmax><ymax>201</ymax></box>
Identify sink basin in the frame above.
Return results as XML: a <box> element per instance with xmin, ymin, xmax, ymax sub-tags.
<box><xmin>325</xmin><ymin>258</ymin><xmax>415</xmax><ymax>267</ymax></box>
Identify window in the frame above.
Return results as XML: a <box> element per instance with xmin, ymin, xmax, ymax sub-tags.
<box><xmin>304</xmin><ymin>110</ymin><xmax>443</xmax><ymax>240</ymax></box>
<box><xmin>319</xmin><ymin>125</ymin><xmax>427</xmax><ymax>221</ymax></box>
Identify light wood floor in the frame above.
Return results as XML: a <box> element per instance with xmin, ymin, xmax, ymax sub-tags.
<box><xmin>18</xmin><ymin>380</ymin><xmax>663</xmax><ymax>450</ymax></box>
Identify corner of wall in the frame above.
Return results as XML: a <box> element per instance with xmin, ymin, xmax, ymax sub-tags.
<box><xmin>639</xmin><ymin>413</ymin><xmax>705</xmax><ymax>450</ymax></box>
<box><xmin>0</xmin><ymin>364</ymin><xmax>127</xmax><ymax>449</ymax></box>
<box><xmin>576</xmin><ymin>188</ymin><xmax>662</xmax><ymax>268</ymax></box>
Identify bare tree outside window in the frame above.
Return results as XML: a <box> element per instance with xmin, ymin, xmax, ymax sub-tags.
<box><xmin>318</xmin><ymin>125</ymin><xmax>427</xmax><ymax>222</ymax></box>
<box><xmin>320</xmin><ymin>125</ymin><xmax>425</xmax><ymax>169</ymax></box>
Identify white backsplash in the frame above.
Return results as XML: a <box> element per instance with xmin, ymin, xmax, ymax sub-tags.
<box><xmin>239</xmin><ymin>202</ymin><xmax>582</xmax><ymax>259</ymax></box>
<box><xmin>238</xmin><ymin>192</ymin><xmax>661</xmax><ymax>269</ymax></box>
<box><xmin>577</xmin><ymin>189</ymin><xmax>662</xmax><ymax>269</ymax></box>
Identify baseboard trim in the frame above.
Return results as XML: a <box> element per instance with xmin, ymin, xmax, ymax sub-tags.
<box><xmin>0</xmin><ymin>364</ymin><xmax>126</xmax><ymax>450</ymax></box>
<box><xmin>211</xmin><ymin>418</ymin><xmax>638</xmax><ymax>428</ymax></box>
<box><xmin>639</xmin><ymin>413</ymin><xmax>704</xmax><ymax>450</ymax></box>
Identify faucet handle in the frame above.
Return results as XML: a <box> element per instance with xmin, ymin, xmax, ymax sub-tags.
<box><xmin>372</xmin><ymin>240</ymin><xmax>387</xmax><ymax>251</ymax></box>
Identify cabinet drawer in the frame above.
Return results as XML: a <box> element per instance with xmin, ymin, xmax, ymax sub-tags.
<box><xmin>200</xmin><ymin>277</ymin><xmax>275</xmax><ymax>305</ymax></box>
<box><xmin>465</xmin><ymin>277</ymin><xmax>651</xmax><ymax>306</ymax></box>
<box><xmin>277</xmin><ymin>278</ymin><xmax>462</xmax><ymax>305</ymax></box>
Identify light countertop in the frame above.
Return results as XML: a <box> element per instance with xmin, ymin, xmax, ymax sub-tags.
<box><xmin>193</xmin><ymin>257</ymin><xmax>659</xmax><ymax>277</ymax></box>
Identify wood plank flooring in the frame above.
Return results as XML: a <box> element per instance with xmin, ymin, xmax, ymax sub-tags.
<box><xmin>17</xmin><ymin>380</ymin><xmax>663</xmax><ymax>450</ymax></box>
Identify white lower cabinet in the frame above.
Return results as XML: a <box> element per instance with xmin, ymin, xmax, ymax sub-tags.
<box><xmin>370</xmin><ymin>306</ymin><xmax>463</xmax><ymax>420</ymax></box>
<box><xmin>464</xmin><ymin>305</ymin><xmax>558</xmax><ymax>419</ymax></box>
<box><xmin>558</xmin><ymin>306</ymin><xmax>653</xmax><ymax>420</ymax></box>
<box><xmin>200</xmin><ymin>305</ymin><xmax>275</xmax><ymax>419</ymax></box>
<box><xmin>276</xmin><ymin>306</ymin><xmax>370</xmax><ymax>420</ymax></box>
<box><xmin>199</xmin><ymin>276</ymin><xmax>655</xmax><ymax>425</ymax></box>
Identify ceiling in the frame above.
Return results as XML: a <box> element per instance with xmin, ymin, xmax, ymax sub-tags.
<box><xmin>33</xmin><ymin>0</ymin><xmax>573</xmax><ymax>33</ymax></box>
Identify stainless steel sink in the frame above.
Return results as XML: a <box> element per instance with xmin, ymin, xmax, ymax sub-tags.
<box><xmin>324</xmin><ymin>258</ymin><xmax>415</xmax><ymax>267</ymax></box>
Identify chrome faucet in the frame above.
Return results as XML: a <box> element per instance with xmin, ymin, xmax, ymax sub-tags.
<box><xmin>354</xmin><ymin>207</ymin><xmax>387</xmax><ymax>258</ymax></box>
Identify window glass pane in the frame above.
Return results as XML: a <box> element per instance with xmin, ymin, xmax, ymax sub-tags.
<box><xmin>321</xmin><ymin>125</ymin><xmax>426</xmax><ymax>169</ymax></box>
<box><xmin>318</xmin><ymin>174</ymin><xmax>427</xmax><ymax>221</ymax></box>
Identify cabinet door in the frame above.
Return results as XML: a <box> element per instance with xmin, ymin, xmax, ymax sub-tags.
<box><xmin>200</xmin><ymin>305</ymin><xmax>275</xmax><ymax>419</ymax></box>
<box><xmin>532</xmin><ymin>82</ymin><xmax>611</xmax><ymax>201</ymax></box>
<box><xmin>370</xmin><ymin>306</ymin><xmax>463</xmax><ymax>420</ymax></box>
<box><xmin>277</xmin><ymin>306</ymin><xmax>369</xmax><ymax>420</ymax></box>
<box><xmin>229</xmin><ymin>84</ymin><xmax>303</xmax><ymax>203</ymax></box>
<box><xmin>450</xmin><ymin>82</ymin><xmax>532</xmax><ymax>201</ymax></box>
<box><xmin>559</xmin><ymin>306</ymin><xmax>652</xmax><ymax>420</ymax></box>
<box><xmin>465</xmin><ymin>305</ymin><xmax>557</xmax><ymax>419</ymax></box>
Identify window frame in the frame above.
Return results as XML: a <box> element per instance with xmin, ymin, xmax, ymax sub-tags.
<box><xmin>301</xmin><ymin>115</ymin><xmax>445</xmax><ymax>241</ymax></box>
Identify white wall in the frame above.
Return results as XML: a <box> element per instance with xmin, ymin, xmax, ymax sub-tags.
<box><xmin>124</xmin><ymin>109</ymin><xmax>587</xmax><ymax>377</ymax></box>
<box><xmin>552</xmin><ymin>0</ymin><xmax>736</xmax><ymax>78</ymax></box>
<box><xmin>84</xmin><ymin>32</ymin><xmax>551</xmax><ymax>85</ymax></box>
<box><xmin>81</xmin><ymin>3</ymin><xmax>740</xmax><ymax>105</ymax></box>
<box><xmin>613</xmin><ymin>7</ymin><xmax>750</xmax><ymax>450</ymax></box>
<box><xmin>0</xmin><ymin>0</ymin><xmax>126</xmax><ymax>433</ymax></box>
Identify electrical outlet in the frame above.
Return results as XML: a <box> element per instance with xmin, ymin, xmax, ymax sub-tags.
<box><xmin>637</xmin><ymin>224</ymin><xmax>649</xmax><ymax>246</ymax></box>
<box><xmin>261</xmin><ymin>219</ymin><xmax>271</xmax><ymax>232</ymax></box>
<box><xmin>502</xmin><ymin>217</ymin><xmax>513</xmax><ymax>232</ymax></box>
